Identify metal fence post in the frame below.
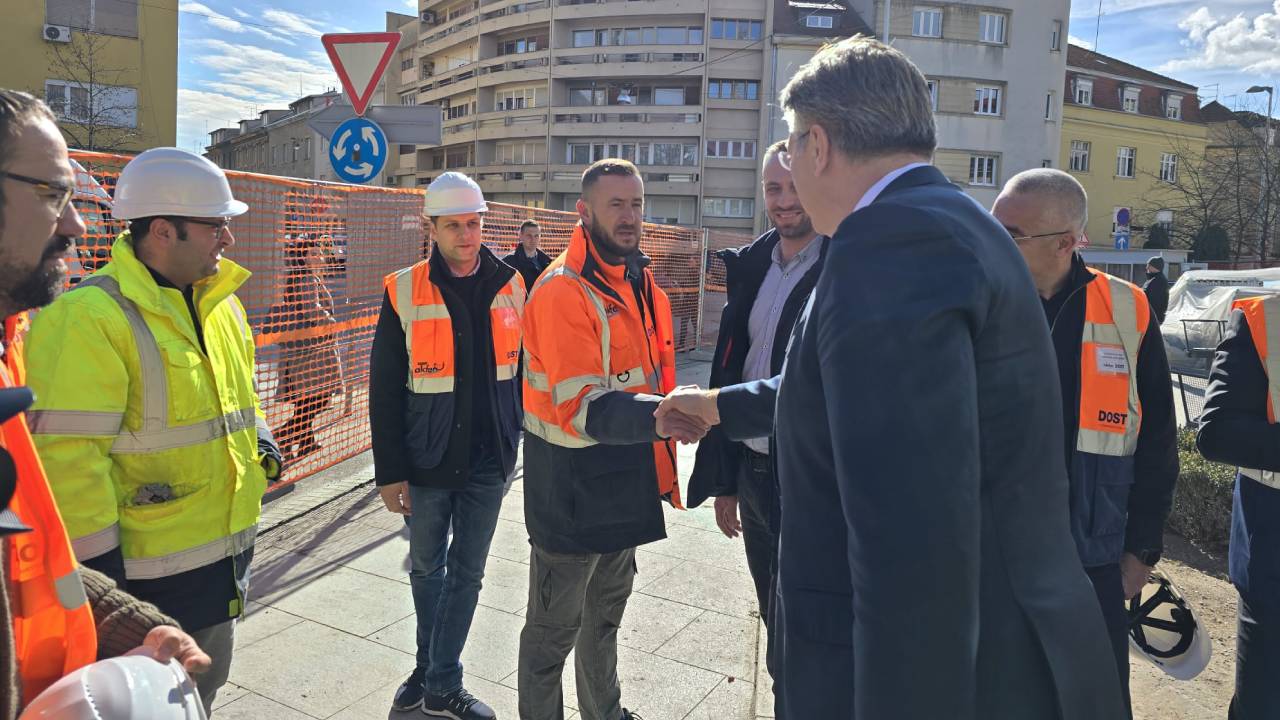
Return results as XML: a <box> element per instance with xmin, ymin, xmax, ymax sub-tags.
<box><xmin>696</xmin><ymin>227</ymin><xmax>710</xmax><ymax>351</ymax></box>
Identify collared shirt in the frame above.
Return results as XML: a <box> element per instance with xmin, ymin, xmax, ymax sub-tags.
<box><xmin>854</xmin><ymin>162</ymin><xmax>932</xmax><ymax>213</ymax></box>
<box><xmin>742</xmin><ymin>235</ymin><xmax>822</xmax><ymax>454</ymax></box>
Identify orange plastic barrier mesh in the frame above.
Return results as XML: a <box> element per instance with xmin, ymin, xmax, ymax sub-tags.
<box><xmin>62</xmin><ymin>152</ymin><xmax>751</xmax><ymax>488</ymax></box>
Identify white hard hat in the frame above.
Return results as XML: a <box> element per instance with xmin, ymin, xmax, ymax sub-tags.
<box><xmin>20</xmin><ymin>656</ymin><xmax>205</xmax><ymax>719</ymax></box>
<box><xmin>1127</xmin><ymin>569</ymin><xmax>1212</xmax><ymax>681</ymax></box>
<box><xmin>111</xmin><ymin>147</ymin><xmax>248</xmax><ymax>220</ymax></box>
<box><xmin>424</xmin><ymin>172</ymin><xmax>487</xmax><ymax>217</ymax></box>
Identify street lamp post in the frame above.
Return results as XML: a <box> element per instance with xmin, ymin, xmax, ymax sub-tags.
<box><xmin>1247</xmin><ymin>85</ymin><xmax>1275</xmax><ymax>264</ymax></box>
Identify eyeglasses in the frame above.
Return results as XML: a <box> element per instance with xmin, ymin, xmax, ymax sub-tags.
<box><xmin>778</xmin><ymin>130</ymin><xmax>811</xmax><ymax>171</ymax></box>
<box><xmin>0</xmin><ymin>171</ymin><xmax>74</xmax><ymax>217</ymax></box>
<box><xmin>181</xmin><ymin>217</ymin><xmax>232</xmax><ymax>242</ymax></box>
<box><xmin>1007</xmin><ymin>229</ymin><xmax>1071</xmax><ymax>244</ymax></box>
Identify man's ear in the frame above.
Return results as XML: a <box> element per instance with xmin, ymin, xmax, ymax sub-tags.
<box><xmin>576</xmin><ymin>197</ymin><xmax>589</xmax><ymax>224</ymax></box>
<box><xmin>808</xmin><ymin>124</ymin><xmax>831</xmax><ymax>176</ymax></box>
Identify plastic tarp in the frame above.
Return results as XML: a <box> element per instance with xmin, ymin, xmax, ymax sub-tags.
<box><xmin>1161</xmin><ymin>268</ymin><xmax>1280</xmax><ymax>377</ymax></box>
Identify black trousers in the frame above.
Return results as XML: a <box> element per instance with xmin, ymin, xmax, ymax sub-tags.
<box><xmin>740</xmin><ymin>447</ymin><xmax>780</xmax><ymax>678</ymax></box>
<box><xmin>1086</xmin><ymin>563</ymin><xmax>1131</xmax><ymax>719</ymax></box>
<box><xmin>1230</xmin><ymin>590</ymin><xmax>1280</xmax><ymax>719</ymax></box>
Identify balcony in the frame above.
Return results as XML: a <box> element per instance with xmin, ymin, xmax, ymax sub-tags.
<box><xmin>550</xmin><ymin>106</ymin><xmax>701</xmax><ymax>135</ymax></box>
<box><xmin>552</xmin><ymin>50</ymin><xmax>704</xmax><ymax>78</ymax></box>
<box><xmin>419</xmin><ymin>17</ymin><xmax>478</xmax><ymax>57</ymax></box>
<box><xmin>474</xmin><ymin>165</ymin><xmax>549</xmax><ymax>193</ymax></box>
<box><xmin>475</xmin><ymin>109</ymin><xmax>549</xmax><ymax>140</ymax></box>
<box><xmin>476</xmin><ymin>52</ymin><xmax>550</xmax><ymax>87</ymax></box>
<box><xmin>478</xmin><ymin>0</ymin><xmax>550</xmax><ymax>33</ymax></box>
<box><xmin>553</xmin><ymin>0</ymin><xmax>707</xmax><ymax>18</ymax></box>
<box><xmin>544</xmin><ymin>164</ymin><xmax>699</xmax><ymax>194</ymax></box>
<box><xmin>442</xmin><ymin>117</ymin><xmax>478</xmax><ymax>139</ymax></box>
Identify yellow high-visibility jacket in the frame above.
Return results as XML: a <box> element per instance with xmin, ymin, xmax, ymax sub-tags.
<box><xmin>23</xmin><ymin>233</ymin><xmax>267</xmax><ymax>628</ymax></box>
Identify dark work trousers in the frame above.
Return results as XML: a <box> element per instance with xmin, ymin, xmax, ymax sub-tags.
<box><xmin>1230</xmin><ymin>590</ymin><xmax>1280</xmax><ymax>719</ymax></box>
<box><xmin>518</xmin><ymin>544</ymin><xmax>636</xmax><ymax>720</ymax></box>
<box><xmin>1086</xmin><ymin>563</ymin><xmax>1131</xmax><ymax>719</ymax></box>
<box><xmin>740</xmin><ymin>447</ymin><xmax>780</xmax><ymax>679</ymax></box>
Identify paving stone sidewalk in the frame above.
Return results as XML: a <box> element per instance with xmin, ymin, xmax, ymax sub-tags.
<box><xmin>212</xmin><ymin>355</ymin><xmax>770</xmax><ymax>720</ymax></box>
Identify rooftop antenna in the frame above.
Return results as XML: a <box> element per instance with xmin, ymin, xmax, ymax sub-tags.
<box><xmin>1093</xmin><ymin>0</ymin><xmax>1103</xmax><ymax>52</ymax></box>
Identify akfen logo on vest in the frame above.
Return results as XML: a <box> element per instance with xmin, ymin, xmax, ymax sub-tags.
<box><xmin>414</xmin><ymin>361</ymin><xmax>446</xmax><ymax>377</ymax></box>
<box><xmin>1098</xmin><ymin>410</ymin><xmax>1128</xmax><ymax>426</ymax></box>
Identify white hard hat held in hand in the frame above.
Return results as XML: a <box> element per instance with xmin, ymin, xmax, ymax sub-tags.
<box><xmin>111</xmin><ymin>147</ymin><xmax>249</xmax><ymax>220</ymax></box>
<box><xmin>424</xmin><ymin>172</ymin><xmax>488</xmax><ymax>217</ymax></box>
<box><xmin>20</xmin><ymin>655</ymin><xmax>206</xmax><ymax>719</ymax></box>
<box><xmin>1127</xmin><ymin>569</ymin><xmax>1212</xmax><ymax>681</ymax></box>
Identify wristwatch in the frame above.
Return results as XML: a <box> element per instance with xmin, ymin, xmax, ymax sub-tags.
<box><xmin>1134</xmin><ymin>548</ymin><xmax>1161</xmax><ymax>566</ymax></box>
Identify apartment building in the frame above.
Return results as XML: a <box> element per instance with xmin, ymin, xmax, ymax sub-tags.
<box><xmin>205</xmin><ymin>92</ymin><xmax>356</xmax><ymax>183</ymax></box>
<box><xmin>385</xmin><ymin>0</ymin><xmax>1070</xmax><ymax>231</ymax></box>
<box><xmin>0</xmin><ymin>0</ymin><xmax>177</xmax><ymax>152</ymax></box>
<box><xmin>1059</xmin><ymin>45</ymin><xmax>1206</xmax><ymax>254</ymax></box>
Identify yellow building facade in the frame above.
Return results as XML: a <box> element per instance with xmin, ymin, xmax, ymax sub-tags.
<box><xmin>1059</xmin><ymin>45</ymin><xmax>1207</xmax><ymax>250</ymax></box>
<box><xmin>0</xmin><ymin>0</ymin><xmax>177</xmax><ymax>152</ymax></box>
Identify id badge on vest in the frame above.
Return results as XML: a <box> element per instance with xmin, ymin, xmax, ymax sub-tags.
<box><xmin>1094</xmin><ymin>344</ymin><xmax>1130</xmax><ymax>375</ymax></box>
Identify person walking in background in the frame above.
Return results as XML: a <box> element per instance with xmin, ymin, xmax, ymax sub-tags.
<box><xmin>271</xmin><ymin>234</ymin><xmax>343</xmax><ymax>462</ymax></box>
<box><xmin>993</xmin><ymin>169</ymin><xmax>1179</xmax><ymax>717</ymax></box>
<box><xmin>1143</xmin><ymin>256</ymin><xmax>1170</xmax><ymax>324</ymax></box>
<box><xmin>502</xmin><ymin>219</ymin><xmax>551</xmax><ymax>292</ymax></box>
<box><xmin>686</xmin><ymin>139</ymin><xmax>826</xmax><ymax>689</ymax></box>
<box><xmin>22</xmin><ymin>146</ymin><xmax>281</xmax><ymax>715</ymax></box>
<box><xmin>370</xmin><ymin>172</ymin><xmax>525</xmax><ymax>720</ymax></box>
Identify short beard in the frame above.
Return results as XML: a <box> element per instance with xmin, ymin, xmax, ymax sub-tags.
<box><xmin>586</xmin><ymin>216</ymin><xmax>638</xmax><ymax>261</ymax></box>
<box><xmin>0</xmin><ymin>235</ymin><xmax>72</xmax><ymax>312</ymax></box>
<box><xmin>776</xmin><ymin>215</ymin><xmax>814</xmax><ymax>240</ymax></box>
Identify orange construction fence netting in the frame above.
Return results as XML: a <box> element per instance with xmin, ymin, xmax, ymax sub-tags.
<box><xmin>64</xmin><ymin>151</ymin><xmax>754</xmax><ymax>488</ymax></box>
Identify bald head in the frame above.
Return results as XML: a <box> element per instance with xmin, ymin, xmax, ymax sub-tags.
<box><xmin>999</xmin><ymin>169</ymin><xmax>1088</xmax><ymax>236</ymax></box>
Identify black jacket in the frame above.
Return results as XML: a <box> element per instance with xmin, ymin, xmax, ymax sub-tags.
<box><xmin>1143</xmin><ymin>271</ymin><xmax>1169</xmax><ymax>323</ymax></box>
<box><xmin>1045</xmin><ymin>255</ymin><xmax>1179</xmax><ymax>560</ymax></box>
<box><xmin>686</xmin><ymin>230</ymin><xmax>826</xmax><ymax>508</ymax></box>
<box><xmin>502</xmin><ymin>247</ymin><xmax>551</xmax><ymax>292</ymax></box>
<box><xmin>369</xmin><ymin>246</ymin><xmax>522</xmax><ymax>489</ymax></box>
<box><xmin>717</xmin><ymin>166</ymin><xmax>1124</xmax><ymax>720</ymax></box>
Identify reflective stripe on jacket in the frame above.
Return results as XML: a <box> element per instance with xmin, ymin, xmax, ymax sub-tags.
<box><xmin>1</xmin><ymin>318</ymin><xmax>97</xmax><ymax>702</ymax></box>
<box><xmin>23</xmin><ymin>234</ymin><xmax>266</xmax><ymax>600</ymax></box>
<box><xmin>1233</xmin><ymin>295</ymin><xmax>1280</xmax><ymax>489</ymax></box>
<box><xmin>521</xmin><ymin>224</ymin><xmax>679</xmax><ymax>554</ymax></box>
<box><xmin>1070</xmin><ymin>269</ymin><xmax>1148</xmax><ymax>567</ymax></box>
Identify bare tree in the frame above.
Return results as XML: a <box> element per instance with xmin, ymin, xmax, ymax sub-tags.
<box><xmin>41</xmin><ymin>31</ymin><xmax>142</xmax><ymax>152</ymax></box>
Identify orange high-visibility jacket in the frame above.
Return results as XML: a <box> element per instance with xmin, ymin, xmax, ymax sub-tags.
<box><xmin>1</xmin><ymin>313</ymin><xmax>97</xmax><ymax>703</ymax></box>
<box><xmin>1231</xmin><ymin>295</ymin><xmax>1280</xmax><ymax>488</ymax></box>
<box><xmin>521</xmin><ymin>224</ymin><xmax>680</xmax><ymax>554</ymax></box>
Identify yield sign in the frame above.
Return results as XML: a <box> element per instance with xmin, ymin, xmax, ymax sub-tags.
<box><xmin>321</xmin><ymin>32</ymin><xmax>402</xmax><ymax>116</ymax></box>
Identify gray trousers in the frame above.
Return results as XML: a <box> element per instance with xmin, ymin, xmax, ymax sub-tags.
<box><xmin>189</xmin><ymin>619</ymin><xmax>236</xmax><ymax>716</ymax></box>
<box><xmin>517</xmin><ymin>544</ymin><xmax>636</xmax><ymax>720</ymax></box>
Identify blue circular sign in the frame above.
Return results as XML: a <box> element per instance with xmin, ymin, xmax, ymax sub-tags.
<box><xmin>1116</xmin><ymin>207</ymin><xmax>1131</xmax><ymax>226</ymax></box>
<box><xmin>328</xmin><ymin>117</ymin><xmax>387</xmax><ymax>184</ymax></box>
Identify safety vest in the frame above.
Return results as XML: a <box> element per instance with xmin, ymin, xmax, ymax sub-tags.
<box><xmin>1</xmin><ymin>313</ymin><xmax>98</xmax><ymax>703</ymax></box>
<box><xmin>1070</xmin><ymin>269</ymin><xmax>1149</xmax><ymax>567</ymax></box>
<box><xmin>23</xmin><ymin>234</ymin><xmax>266</xmax><ymax>610</ymax></box>
<box><xmin>522</xmin><ymin>224</ymin><xmax>681</xmax><ymax>507</ymax></box>
<box><xmin>384</xmin><ymin>260</ymin><xmax>525</xmax><ymax>394</ymax></box>
<box><xmin>1232</xmin><ymin>295</ymin><xmax>1280</xmax><ymax>489</ymax></box>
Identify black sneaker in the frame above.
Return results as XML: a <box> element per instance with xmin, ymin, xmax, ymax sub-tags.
<box><xmin>392</xmin><ymin>667</ymin><xmax>427</xmax><ymax>711</ymax></box>
<box><xmin>621</xmin><ymin>710</ymin><xmax>643</xmax><ymax>720</ymax></box>
<box><xmin>422</xmin><ymin>687</ymin><xmax>496</xmax><ymax>720</ymax></box>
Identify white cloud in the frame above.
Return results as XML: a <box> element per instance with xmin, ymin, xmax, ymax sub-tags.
<box><xmin>176</xmin><ymin>87</ymin><xmax>258</xmax><ymax>150</ymax></box>
<box><xmin>404</xmin><ymin>0</ymin><xmax>418</xmax><ymax>8</ymax></box>
<box><xmin>231</xmin><ymin>6</ymin><xmax>250</xmax><ymax>18</ymax></box>
<box><xmin>1161</xmin><ymin>0</ymin><xmax>1280</xmax><ymax>74</ymax></box>
<box><xmin>178</xmin><ymin>2</ymin><xmax>293</xmax><ymax>45</ymax></box>
<box><xmin>189</xmin><ymin>38</ymin><xmax>338</xmax><ymax>100</ymax></box>
<box><xmin>1068</xmin><ymin>34</ymin><xmax>1095</xmax><ymax>50</ymax></box>
<box><xmin>1069</xmin><ymin>0</ymin><xmax>1265</xmax><ymax>20</ymax></box>
<box><xmin>259</xmin><ymin>9</ymin><xmax>350</xmax><ymax>37</ymax></box>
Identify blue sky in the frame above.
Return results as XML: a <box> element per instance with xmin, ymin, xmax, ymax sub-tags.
<box><xmin>173</xmin><ymin>0</ymin><xmax>1280</xmax><ymax>152</ymax></box>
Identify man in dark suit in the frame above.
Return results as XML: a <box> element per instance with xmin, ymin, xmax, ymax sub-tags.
<box><xmin>657</xmin><ymin>37</ymin><xmax>1124</xmax><ymax>719</ymax></box>
<box><xmin>502</xmin><ymin>219</ymin><xmax>551</xmax><ymax>291</ymax></box>
<box><xmin>1143</xmin><ymin>256</ymin><xmax>1170</xmax><ymax>323</ymax></box>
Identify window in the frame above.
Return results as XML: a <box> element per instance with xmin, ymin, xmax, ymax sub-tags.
<box><xmin>271</xmin><ymin>145</ymin><xmax>279</xmax><ymax>165</ymax></box>
<box><xmin>1051</xmin><ymin>20</ymin><xmax>1062</xmax><ymax>51</ymax></box>
<box><xmin>806</xmin><ymin>15</ymin><xmax>834</xmax><ymax>28</ymax></box>
<box><xmin>1166</xmin><ymin>93</ymin><xmax>1183</xmax><ymax>120</ymax></box>
<box><xmin>1074</xmin><ymin>78</ymin><xmax>1093</xmax><ymax>106</ymax></box>
<box><xmin>703</xmin><ymin>197</ymin><xmax>754</xmax><ymax>218</ymax></box>
<box><xmin>44</xmin><ymin>79</ymin><xmax>137</xmax><ymax>128</ymax></box>
<box><xmin>974</xmin><ymin>86</ymin><xmax>1002</xmax><ymax>116</ymax></box>
<box><xmin>656</xmin><ymin>27</ymin><xmax>686</xmax><ymax>43</ymax></box>
<box><xmin>496</xmin><ymin>142</ymin><xmax>544</xmax><ymax>164</ymax></box>
<box><xmin>1041</xmin><ymin>159</ymin><xmax>1053</xmax><ymax>168</ymax></box>
<box><xmin>572</xmin><ymin>30</ymin><xmax>594</xmax><ymax>47</ymax></box>
<box><xmin>1160</xmin><ymin>153</ymin><xmax>1178</xmax><ymax>183</ymax></box>
<box><xmin>498</xmin><ymin>37</ymin><xmax>538</xmax><ymax>55</ymax></box>
<box><xmin>496</xmin><ymin>87</ymin><xmax>542</xmax><ymax>111</ymax></box>
<box><xmin>913</xmin><ymin>7</ymin><xmax>942</xmax><ymax>37</ymax></box>
<box><xmin>969</xmin><ymin>155</ymin><xmax>997</xmax><ymax>186</ymax></box>
<box><xmin>401</xmin><ymin>92</ymin><xmax>417</xmax><ymax>106</ymax></box>
<box><xmin>711</xmin><ymin>18</ymin><xmax>762</xmax><ymax>40</ymax></box>
<box><xmin>654</xmin><ymin>88</ymin><xmax>684</xmax><ymax>105</ymax></box>
<box><xmin>708</xmin><ymin>79</ymin><xmax>759</xmax><ymax>100</ymax></box>
<box><xmin>1045</xmin><ymin>91</ymin><xmax>1055</xmax><ymax>120</ymax></box>
<box><xmin>47</xmin><ymin>0</ymin><xmax>139</xmax><ymax>37</ymax></box>
<box><xmin>1123</xmin><ymin>86</ymin><xmax>1140</xmax><ymax>113</ymax></box>
<box><xmin>568</xmin><ymin>144</ymin><xmax>591</xmax><ymax>164</ymax></box>
<box><xmin>705</xmin><ymin>139</ymin><xmax>756</xmax><ymax>159</ymax></box>
<box><xmin>1155</xmin><ymin>209</ymin><xmax>1174</xmax><ymax>232</ymax></box>
<box><xmin>927</xmin><ymin>80</ymin><xmax>938</xmax><ymax>111</ymax></box>
<box><xmin>1116</xmin><ymin>147</ymin><xmax>1136</xmax><ymax>178</ymax></box>
<box><xmin>304</xmin><ymin>138</ymin><xmax>312</xmax><ymax>159</ymax></box>
<box><xmin>445</xmin><ymin>103</ymin><xmax>472</xmax><ymax>120</ymax></box>
<box><xmin>979</xmin><ymin>12</ymin><xmax>1006</xmax><ymax>44</ymax></box>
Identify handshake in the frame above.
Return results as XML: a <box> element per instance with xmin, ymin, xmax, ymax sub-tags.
<box><xmin>654</xmin><ymin>385</ymin><xmax>721</xmax><ymax>444</ymax></box>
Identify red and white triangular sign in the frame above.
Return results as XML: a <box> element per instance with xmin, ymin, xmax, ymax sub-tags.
<box><xmin>321</xmin><ymin>32</ymin><xmax>402</xmax><ymax>117</ymax></box>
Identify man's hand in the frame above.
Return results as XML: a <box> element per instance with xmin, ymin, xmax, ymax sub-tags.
<box><xmin>713</xmin><ymin>495</ymin><xmax>742</xmax><ymax>538</ymax></box>
<box><xmin>1121</xmin><ymin>552</ymin><xmax>1153</xmax><ymax>600</ymax></box>
<box><xmin>135</xmin><ymin>626</ymin><xmax>212</xmax><ymax>674</ymax></box>
<box><xmin>656</xmin><ymin>408</ymin><xmax>709</xmax><ymax>444</ymax></box>
<box><xmin>379</xmin><ymin>482</ymin><xmax>412</xmax><ymax>515</ymax></box>
<box><xmin>656</xmin><ymin>385</ymin><xmax>721</xmax><ymax>428</ymax></box>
